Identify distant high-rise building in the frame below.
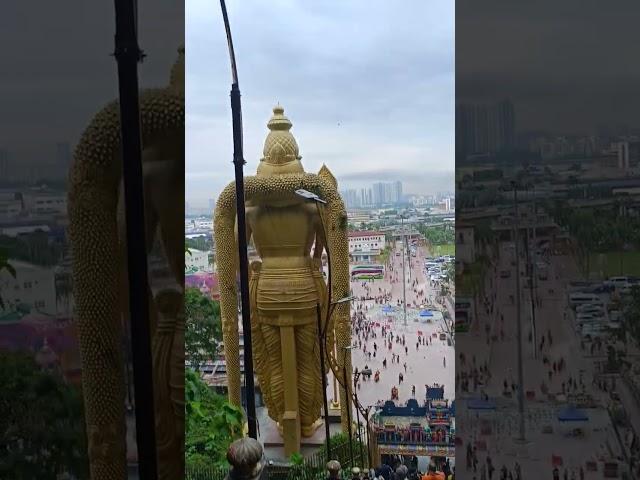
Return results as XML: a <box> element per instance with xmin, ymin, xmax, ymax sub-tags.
<box><xmin>616</xmin><ymin>141</ymin><xmax>630</xmax><ymax>170</ymax></box>
<box><xmin>372</xmin><ymin>182</ymin><xmax>385</xmax><ymax>206</ymax></box>
<box><xmin>56</xmin><ymin>142</ymin><xmax>72</xmax><ymax>174</ymax></box>
<box><xmin>394</xmin><ymin>181</ymin><xmax>403</xmax><ymax>203</ymax></box>
<box><xmin>208</xmin><ymin>198</ymin><xmax>216</xmax><ymax>213</ymax></box>
<box><xmin>371</xmin><ymin>181</ymin><xmax>403</xmax><ymax>206</ymax></box>
<box><xmin>0</xmin><ymin>148</ymin><xmax>8</xmax><ymax>181</ymax></box>
<box><xmin>340</xmin><ymin>189</ymin><xmax>360</xmax><ymax>209</ymax></box>
<box><xmin>360</xmin><ymin>188</ymin><xmax>372</xmax><ymax>207</ymax></box>
<box><xmin>457</xmin><ymin>99</ymin><xmax>515</xmax><ymax>159</ymax></box>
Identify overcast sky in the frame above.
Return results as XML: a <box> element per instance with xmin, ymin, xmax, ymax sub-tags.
<box><xmin>0</xmin><ymin>0</ymin><xmax>183</xmax><ymax>164</ymax></box>
<box><xmin>186</xmin><ymin>0</ymin><xmax>454</xmax><ymax>205</ymax></box>
<box><xmin>456</xmin><ymin>0</ymin><xmax>640</xmax><ymax>135</ymax></box>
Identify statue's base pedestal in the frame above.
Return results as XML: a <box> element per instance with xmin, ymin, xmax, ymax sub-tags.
<box><xmin>258</xmin><ymin>408</ymin><xmax>343</xmax><ymax>461</ymax></box>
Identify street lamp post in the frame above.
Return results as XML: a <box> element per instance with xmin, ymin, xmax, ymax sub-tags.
<box><xmin>352</xmin><ymin>371</ymin><xmax>365</xmax><ymax>467</ymax></box>
<box><xmin>316</xmin><ymin>302</ymin><xmax>332</xmax><ymax>461</ymax></box>
<box><xmin>219</xmin><ymin>0</ymin><xmax>257</xmax><ymax>439</ymax></box>
<box><xmin>401</xmin><ymin>215</ymin><xmax>407</xmax><ymax>326</ymax></box>
<box><xmin>512</xmin><ymin>182</ymin><xmax>526</xmax><ymax>443</ymax></box>
<box><xmin>343</xmin><ymin>346</ymin><xmax>355</xmax><ymax>467</ymax></box>
<box><xmin>361</xmin><ymin>406</ymin><xmax>373</xmax><ymax>468</ymax></box>
<box><xmin>527</xmin><ymin>183</ymin><xmax>538</xmax><ymax>360</ymax></box>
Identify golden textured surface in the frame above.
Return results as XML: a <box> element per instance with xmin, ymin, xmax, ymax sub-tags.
<box><xmin>215</xmin><ymin>106</ymin><xmax>353</xmax><ymax>442</ymax></box>
<box><xmin>68</xmin><ymin>47</ymin><xmax>184</xmax><ymax>480</ymax></box>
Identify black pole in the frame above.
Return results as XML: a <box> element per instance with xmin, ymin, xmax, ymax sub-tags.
<box><xmin>343</xmin><ymin>362</ymin><xmax>354</xmax><ymax>466</ymax></box>
<box><xmin>317</xmin><ymin>302</ymin><xmax>332</xmax><ymax>461</ymax></box>
<box><xmin>523</xmin><ymin>198</ymin><xmax>537</xmax><ymax>360</ymax></box>
<box><xmin>363</xmin><ymin>409</ymin><xmax>372</xmax><ymax>468</ymax></box>
<box><xmin>512</xmin><ymin>184</ymin><xmax>526</xmax><ymax>442</ymax></box>
<box><xmin>113</xmin><ymin>1</ymin><xmax>158</xmax><ymax>478</ymax></box>
<box><xmin>353</xmin><ymin>373</ymin><xmax>365</xmax><ymax>467</ymax></box>
<box><xmin>219</xmin><ymin>0</ymin><xmax>257</xmax><ymax>438</ymax></box>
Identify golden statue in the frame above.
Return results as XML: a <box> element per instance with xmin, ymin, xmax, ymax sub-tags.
<box><xmin>214</xmin><ymin>106</ymin><xmax>353</xmax><ymax>455</ymax></box>
<box><xmin>68</xmin><ymin>47</ymin><xmax>185</xmax><ymax>479</ymax></box>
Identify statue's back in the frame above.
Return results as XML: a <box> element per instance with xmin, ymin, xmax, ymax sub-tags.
<box><xmin>249</xmin><ymin>202</ymin><xmax>317</xmax><ymax>267</ymax></box>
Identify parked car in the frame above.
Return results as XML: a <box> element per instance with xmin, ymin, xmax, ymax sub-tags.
<box><xmin>568</xmin><ymin>293</ymin><xmax>603</xmax><ymax>308</ymax></box>
<box><xmin>576</xmin><ymin>304</ymin><xmax>605</xmax><ymax>314</ymax></box>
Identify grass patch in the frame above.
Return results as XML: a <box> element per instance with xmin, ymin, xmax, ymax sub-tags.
<box><xmin>431</xmin><ymin>244</ymin><xmax>455</xmax><ymax>257</ymax></box>
<box><xmin>589</xmin><ymin>251</ymin><xmax>640</xmax><ymax>278</ymax></box>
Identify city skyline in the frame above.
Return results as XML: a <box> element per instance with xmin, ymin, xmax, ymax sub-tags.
<box><xmin>186</xmin><ymin>0</ymin><xmax>454</xmax><ymax>204</ymax></box>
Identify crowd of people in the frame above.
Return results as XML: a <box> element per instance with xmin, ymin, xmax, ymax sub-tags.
<box><xmin>342</xmin><ymin>244</ymin><xmax>455</xmax><ymax>478</ymax></box>
<box><xmin>465</xmin><ymin>445</ymin><xmax>523</xmax><ymax>480</ymax></box>
<box><xmin>356</xmin><ymin>457</ymin><xmax>453</xmax><ymax>480</ymax></box>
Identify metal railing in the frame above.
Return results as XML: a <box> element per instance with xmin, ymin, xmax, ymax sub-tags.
<box><xmin>185</xmin><ymin>439</ymin><xmax>368</xmax><ymax>480</ymax></box>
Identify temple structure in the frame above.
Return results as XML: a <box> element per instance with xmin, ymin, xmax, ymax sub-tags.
<box><xmin>371</xmin><ymin>384</ymin><xmax>455</xmax><ymax>468</ymax></box>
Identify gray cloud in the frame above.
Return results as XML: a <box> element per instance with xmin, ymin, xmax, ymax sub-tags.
<box><xmin>0</xmin><ymin>1</ymin><xmax>183</xmax><ymax>152</ymax></box>
<box><xmin>456</xmin><ymin>0</ymin><xmax>640</xmax><ymax>134</ymax></box>
<box><xmin>187</xmin><ymin>0</ymin><xmax>454</xmax><ymax>204</ymax></box>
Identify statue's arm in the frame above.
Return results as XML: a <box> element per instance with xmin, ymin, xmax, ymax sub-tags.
<box><xmin>234</xmin><ymin>211</ymin><xmax>254</xmax><ymax>272</ymax></box>
<box><xmin>313</xmin><ymin>212</ymin><xmax>326</xmax><ymax>262</ymax></box>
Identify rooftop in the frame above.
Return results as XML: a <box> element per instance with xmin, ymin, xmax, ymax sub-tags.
<box><xmin>348</xmin><ymin>231</ymin><xmax>385</xmax><ymax>237</ymax></box>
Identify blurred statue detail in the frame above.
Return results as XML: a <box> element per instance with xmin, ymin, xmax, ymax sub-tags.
<box><xmin>215</xmin><ymin>106</ymin><xmax>352</xmax><ymax>455</ymax></box>
<box><xmin>68</xmin><ymin>47</ymin><xmax>185</xmax><ymax>480</ymax></box>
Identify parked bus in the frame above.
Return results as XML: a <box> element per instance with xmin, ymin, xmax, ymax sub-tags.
<box><xmin>351</xmin><ymin>264</ymin><xmax>384</xmax><ymax>280</ymax></box>
<box><xmin>455</xmin><ymin>297</ymin><xmax>473</xmax><ymax>333</ymax></box>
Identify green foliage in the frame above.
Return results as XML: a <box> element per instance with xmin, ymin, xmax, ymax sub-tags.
<box><xmin>289</xmin><ymin>452</ymin><xmax>304</xmax><ymax>466</ymax></box>
<box><xmin>316</xmin><ymin>432</ymin><xmax>367</xmax><ymax>468</ymax></box>
<box><xmin>472</xmin><ymin>169</ymin><xmax>503</xmax><ymax>182</ymax></box>
<box><xmin>0</xmin><ymin>232</ymin><xmax>62</xmax><ymax>267</ymax></box>
<box><xmin>185</xmin><ymin>288</ymin><xmax>222</xmax><ymax>372</ymax></box>
<box><xmin>0</xmin><ymin>351</ymin><xmax>89</xmax><ymax>479</ymax></box>
<box><xmin>339</xmin><ymin>214</ymin><xmax>348</xmax><ymax>231</ymax></box>
<box><xmin>186</xmin><ymin>236</ymin><xmax>213</xmax><ymax>254</ymax></box>
<box><xmin>185</xmin><ymin>368</ymin><xmax>244</xmax><ymax>470</ymax></box>
<box><xmin>417</xmin><ymin>225</ymin><xmax>454</xmax><ymax>246</ymax></box>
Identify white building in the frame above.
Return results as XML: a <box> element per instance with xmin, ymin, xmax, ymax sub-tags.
<box><xmin>455</xmin><ymin>225</ymin><xmax>475</xmax><ymax>266</ymax></box>
<box><xmin>0</xmin><ymin>223</ymin><xmax>51</xmax><ymax>238</ymax></box>
<box><xmin>0</xmin><ymin>260</ymin><xmax>57</xmax><ymax>315</ymax></box>
<box><xmin>23</xmin><ymin>192</ymin><xmax>67</xmax><ymax>215</ymax></box>
<box><xmin>185</xmin><ymin>248</ymin><xmax>211</xmax><ymax>273</ymax></box>
<box><xmin>348</xmin><ymin>231</ymin><xmax>385</xmax><ymax>263</ymax></box>
<box><xmin>0</xmin><ymin>199</ymin><xmax>22</xmax><ymax>219</ymax></box>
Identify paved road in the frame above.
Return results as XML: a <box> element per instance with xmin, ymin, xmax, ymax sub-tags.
<box><xmin>344</xmin><ymin>243</ymin><xmax>455</xmax><ymax>408</ymax></box>
<box><xmin>456</xmin><ymin>240</ymin><xmax>627</xmax><ymax>479</ymax></box>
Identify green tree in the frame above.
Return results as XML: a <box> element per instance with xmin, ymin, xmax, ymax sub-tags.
<box><xmin>0</xmin><ymin>351</ymin><xmax>89</xmax><ymax>479</ymax></box>
<box><xmin>185</xmin><ymin>287</ymin><xmax>222</xmax><ymax>372</ymax></box>
<box><xmin>185</xmin><ymin>368</ymin><xmax>244</xmax><ymax>469</ymax></box>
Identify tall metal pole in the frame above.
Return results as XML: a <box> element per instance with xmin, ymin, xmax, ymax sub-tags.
<box><xmin>112</xmin><ymin>1</ymin><xmax>158</xmax><ymax>478</ymax></box>
<box><xmin>363</xmin><ymin>408</ymin><xmax>372</xmax><ymax>468</ymax></box>
<box><xmin>317</xmin><ymin>303</ymin><xmax>332</xmax><ymax>460</ymax></box>
<box><xmin>353</xmin><ymin>372</ymin><xmax>365</xmax><ymax>467</ymax></box>
<box><xmin>401</xmin><ymin>216</ymin><xmax>407</xmax><ymax>326</ymax></box>
<box><xmin>528</xmin><ymin>184</ymin><xmax>538</xmax><ymax>359</ymax></box>
<box><xmin>342</xmin><ymin>360</ymin><xmax>354</xmax><ymax>466</ymax></box>
<box><xmin>512</xmin><ymin>185</ymin><xmax>526</xmax><ymax>442</ymax></box>
<box><xmin>219</xmin><ymin>0</ymin><xmax>257</xmax><ymax>439</ymax></box>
